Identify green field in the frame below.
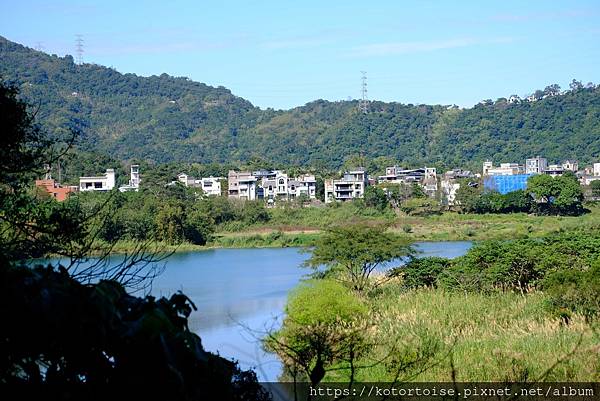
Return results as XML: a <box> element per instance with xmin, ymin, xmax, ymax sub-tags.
<box><xmin>212</xmin><ymin>203</ymin><xmax>600</xmax><ymax>246</ymax></box>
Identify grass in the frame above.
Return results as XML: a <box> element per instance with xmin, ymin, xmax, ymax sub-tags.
<box><xmin>216</xmin><ymin>203</ymin><xmax>600</xmax><ymax>243</ymax></box>
<box><xmin>210</xmin><ymin>231</ymin><xmax>319</xmax><ymax>248</ymax></box>
<box><xmin>103</xmin><ymin>204</ymin><xmax>600</xmax><ymax>253</ymax></box>
<box><xmin>325</xmin><ymin>286</ymin><xmax>600</xmax><ymax>382</ymax></box>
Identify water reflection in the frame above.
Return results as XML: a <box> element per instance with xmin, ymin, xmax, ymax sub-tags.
<box><xmin>38</xmin><ymin>242</ymin><xmax>472</xmax><ymax>381</ymax></box>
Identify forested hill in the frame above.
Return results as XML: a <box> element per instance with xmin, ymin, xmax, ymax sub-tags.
<box><xmin>2</xmin><ymin>35</ymin><xmax>600</xmax><ymax>169</ymax></box>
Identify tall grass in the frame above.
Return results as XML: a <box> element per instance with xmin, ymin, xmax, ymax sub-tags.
<box><xmin>327</xmin><ymin>287</ymin><xmax>599</xmax><ymax>382</ymax></box>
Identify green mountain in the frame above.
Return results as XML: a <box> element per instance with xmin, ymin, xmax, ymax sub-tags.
<box><xmin>1</xmin><ymin>35</ymin><xmax>599</xmax><ymax>170</ymax></box>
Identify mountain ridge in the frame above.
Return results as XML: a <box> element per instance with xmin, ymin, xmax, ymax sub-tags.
<box><xmin>1</xmin><ymin>35</ymin><xmax>599</xmax><ymax>169</ymax></box>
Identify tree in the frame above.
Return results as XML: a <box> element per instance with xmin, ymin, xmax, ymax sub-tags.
<box><xmin>527</xmin><ymin>173</ymin><xmax>584</xmax><ymax>215</ymax></box>
<box><xmin>363</xmin><ymin>186</ymin><xmax>388</xmax><ymax>211</ymax></box>
<box><xmin>569</xmin><ymin>79</ymin><xmax>583</xmax><ymax>91</ymax></box>
<box><xmin>303</xmin><ymin>224</ymin><xmax>414</xmax><ymax>291</ymax></box>
<box><xmin>544</xmin><ymin>84</ymin><xmax>561</xmax><ymax>96</ymax></box>
<box><xmin>265</xmin><ymin>280</ymin><xmax>369</xmax><ymax>386</ymax></box>
<box><xmin>0</xmin><ymin>80</ymin><xmax>267</xmax><ymax>400</ymax></box>
<box><xmin>0</xmin><ymin>265</ymin><xmax>270</xmax><ymax>400</ymax></box>
<box><xmin>454</xmin><ymin>180</ymin><xmax>481</xmax><ymax>213</ymax></box>
<box><xmin>590</xmin><ymin>180</ymin><xmax>600</xmax><ymax>198</ymax></box>
<box><xmin>389</xmin><ymin>257</ymin><xmax>451</xmax><ymax>289</ymax></box>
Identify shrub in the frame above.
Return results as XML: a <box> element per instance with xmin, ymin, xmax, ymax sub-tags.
<box><xmin>542</xmin><ymin>260</ymin><xmax>600</xmax><ymax>322</ymax></box>
<box><xmin>389</xmin><ymin>257</ymin><xmax>451</xmax><ymax>289</ymax></box>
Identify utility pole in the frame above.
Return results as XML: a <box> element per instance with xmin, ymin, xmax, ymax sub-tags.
<box><xmin>75</xmin><ymin>34</ymin><xmax>84</xmax><ymax>65</ymax></box>
<box><xmin>359</xmin><ymin>71</ymin><xmax>369</xmax><ymax>114</ymax></box>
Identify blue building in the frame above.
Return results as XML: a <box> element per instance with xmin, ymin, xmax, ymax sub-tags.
<box><xmin>483</xmin><ymin>174</ymin><xmax>533</xmax><ymax>195</ymax></box>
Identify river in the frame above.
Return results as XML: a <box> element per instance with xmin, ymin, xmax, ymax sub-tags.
<box><xmin>43</xmin><ymin>241</ymin><xmax>472</xmax><ymax>381</ymax></box>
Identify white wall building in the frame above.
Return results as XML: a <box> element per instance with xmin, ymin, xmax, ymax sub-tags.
<box><xmin>483</xmin><ymin>161</ymin><xmax>523</xmax><ymax>176</ymax></box>
<box><xmin>594</xmin><ymin>163</ymin><xmax>600</xmax><ymax>177</ymax></box>
<box><xmin>526</xmin><ymin>156</ymin><xmax>548</xmax><ymax>175</ymax></box>
<box><xmin>262</xmin><ymin>171</ymin><xmax>316</xmax><ymax>204</ymax></box>
<box><xmin>119</xmin><ymin>165</ymin><xmax>141</xmax><ymax>192</ymax></box>
<box><xmin>544</xmin><ymin>164</ymin><xmax>565</xmax><ymax>177</ymax></box>
<box><xmin>562</xmin><ymin>160</ymin><xmax>579</xmax><ymax>172</ymax></box>
<box><xmin>325</xmin><ymin>168</ymin><xmax>368</xmax><ymax>203</ymax></box>
<box><xmin>199</xmin><ymin>177</ymin><xmax>222</xmax><ymax>196</ymax></box>
<box><xmin>80</xmin><ymin>169</ymin><xmax>115</xmax><ymax>192</ymax></box>
<box><xmin>228</xmin><ymin>170</ymin><xmax>257</xmax><ymax>200</ymax></box>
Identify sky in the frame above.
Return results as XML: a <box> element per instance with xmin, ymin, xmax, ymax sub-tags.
<box><xmin>2</xmin><ymin>0</ymin><xmax>599</xmax><ymax>110</ymax></box>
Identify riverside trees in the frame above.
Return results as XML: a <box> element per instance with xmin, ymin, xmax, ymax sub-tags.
<box><xmin>0</xmin><ymin>80</ymin><xmax>269</xmax><ymax>401</ymax></box>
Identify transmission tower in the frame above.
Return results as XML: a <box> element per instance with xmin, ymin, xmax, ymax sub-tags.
<box><xmin>75</xmin><ymin>34</ymin><xmax>84</xmax><ymax>65</ymax></box>
<box><xmin>34</xmin><ymin>42</ymin><xmax>45</xmax><ymax>52</ymax></box>
<box><xmin>359</xmin><ymin>71</ymin><xmax>369</xmax><ymax>114</ymax></box>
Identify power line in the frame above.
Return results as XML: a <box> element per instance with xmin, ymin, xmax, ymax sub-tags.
<box><xmin>359</xmin><ymin>71</ymin><xmax>369</xmax><ymax>114</ymax></box>
<box><xmin>75</xmin><ymin>34</ymin><xmax>84</xmax><ymax>65</ymax></box>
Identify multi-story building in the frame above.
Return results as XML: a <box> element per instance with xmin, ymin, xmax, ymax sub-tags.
<box><xmin>325</xmin><ymin>168</ymin><xmax>368</xmax><ymax>203</ymax></box>
<box><xmin>294</xmin><ymin>174</ymin><xmax>317</xmax><ymax>199</ymax></box>
<box><xmin>525</xmin><ymin>156</ymin><xmax>548</xmax><ymax>175</ymax></box>
<box><xmin>544</xmin><ymin>164</ymin><xmax>564</xmax><ymax>177</ymax></box>
<box><xmin>378</xmin><ymin>166</ymin><xmax>438</xmax><ymax>196</ymax></box>
<box><xmin>228</xmin><ymin>170</ymin><xmax>257</xmax><ymax>200</ymax></box>
<box><xmin>79</xmin><ymin>169</ymin><xmax>115</xmax><ymax>192</ymax></box>
<box><xmin>199</xmin><ymin>177</ymin><xmax>222</xmax><ymax>196</ymax></box>
<box><xmin>262</xmin><ymin>170</ymin><xmax>288</xmax><ymax>201</ymax></box>
<box><xmin>483</xmin><ymin>161</ymin><xmax>524</xmax><ymax>176</ymax></box>
<box><xmin>378</xmin><ymin>166</ymin><xmax>436</xmax><ymax>183</ymax></box>
<box><xmin>261</xmin><ymin>171</ymin><xmax>317</xmax><ymax>204</ymax></box>
<box><xmin>119</xmin><ymin>165</ymin><xmax>141</xmax><ymax>192</ymax></box>
<box><xmin>562</xmin><ymin>160</ymin><xmax>579</xmax><ymax>172</ymax></box>
<box><xmin>175</xmin><ymin>173</ymin><xmax>223</xmax><ymax>196</ymax></box>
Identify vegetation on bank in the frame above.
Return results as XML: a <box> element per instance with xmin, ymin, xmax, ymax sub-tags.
<box><xmin>1</xmin><ymin>80</ymin><xmax>268</xmax><ymax>400</ymax></box>
<box><xmin>79</xmin><ymin>198</ymin><xmax>600</xmax><ymax>253</ymax></box>
<box><xmin>269</xmin><ymin>226</ymin><xmax>600</xmax><ymax>384</ymax></box>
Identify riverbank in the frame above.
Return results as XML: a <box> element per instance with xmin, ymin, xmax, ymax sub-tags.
<box><xmin>331</xmin><ymin>288</ymin><xmax>599</xmax><ymax>381</ymax></box>
<box><xmin>103</xmin><ymin>205</ymin><xmax>600</xmax><ymax>254</ymax></box>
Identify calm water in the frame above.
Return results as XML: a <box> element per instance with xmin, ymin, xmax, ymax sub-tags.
<box><xmin>43</xmin><ymin>241</ymin><xmax>472</xmax><ymax>381</ymax></box>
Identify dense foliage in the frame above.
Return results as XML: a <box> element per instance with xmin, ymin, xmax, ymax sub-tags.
<box><xmin>0</xmin><ymin>80</ymin><xmax>268</xmax><ymax>400</ymax></box>
<box><xmin>303</xmin><ymin>224</ymin><xmax>413</xmax><ymax>291</ymax></box>
<box><xmin>455</xmin><ymin>173</ymin><xmax>585</xmax><ymax>216</ymax></box>
<box><xmin>266</xmin><ymin>279</ymin><xmax>369</xmax><ymax>385</ymax></box>
<box><xmin>2</xmin><ymin>36</ymin><xmax>600</xmax><ymax>170</ymax></box>
<box><xmin>389</xmin><ymin>231</ymin><xmax>600</xmax><ymax>319</ymax></box>
<box><xmin>0</xmin><ymin>265</ymin><xmax>269</xmax><ymax>400</ymax></box>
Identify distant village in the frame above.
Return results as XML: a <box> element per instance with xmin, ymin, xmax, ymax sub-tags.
<box><xmin>35</xmin><ymin>156</ymin><xmax>600</xmax><ymax>205</ymax></box>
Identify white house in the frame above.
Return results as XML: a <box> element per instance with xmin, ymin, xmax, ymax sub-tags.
<box><xmin>80</xmin><ymin>169</ymin><xmax>115</xmax><ymax>192</ymax></box>
<box><xmin>526</xmin><ymin>156</ymin><xmax>548</xmax><ymax>175</ymax></box>
<box><xmin>118</xmin><ymin>165</ymin><xmax>141</xmax><ymax>192</ymax></box>
<box><xmin>228</xmin><ymin>170</ymin><xmax>257</xmax><ymax>200</ymax></box>
<box><xmin>562</xmin><ymin>160</ymin><xmax>579</xmax><ymax>172</ymax></box>
<box><xmin>325</xmin><ymin>168</ymin><xmax>368</xmax><ymax>203</ymax></box>
<box><xmin>484</xmin><ymin>161</ymin><xmax>524</xmax><ymax>176</ymax></box>
<box><xmin>200</xmin><ymin>177</ymin><xmax>222</xmax><ymax>196</ymax></box>
<box><xmin>594</xmin><ymin>163</ymin><xmax>600</xmax><ymax>177</ymax></box>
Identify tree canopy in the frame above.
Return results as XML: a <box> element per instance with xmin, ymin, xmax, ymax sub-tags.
<box><xmin>304</xmin><ymin>224</ymin><xmax>413</xmax><ymax>291</ymax></box>
<box><xmin>2</xmin><ymin>36</ymin><xmax>600</xmax><ymax>170</ymax></box>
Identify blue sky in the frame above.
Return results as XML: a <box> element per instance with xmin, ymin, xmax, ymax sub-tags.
<box><xmin>2</xmin><ymin>0</ymin><xmax>599</xmax><ymax>109</ymax></box>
